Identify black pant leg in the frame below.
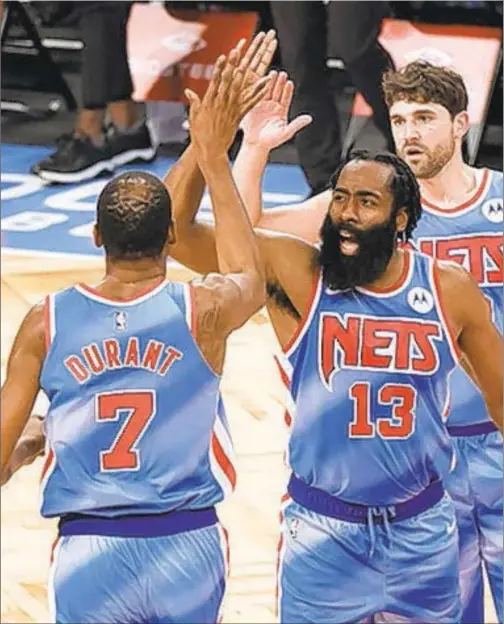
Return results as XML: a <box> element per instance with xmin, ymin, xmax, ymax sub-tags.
<box><xmin>327</xmin><ymin>1</ymin><xmax>395</xmax><ymax>150</ymax></box>
<box><xmin>270</xmin><ymin>1</ymin><xmax>342</xmax><ymax>193</ymax></box>
<box><xmin>80</xmin><ymin>1</ymin><xmax>133</xmax><ymax>109</ymax></box>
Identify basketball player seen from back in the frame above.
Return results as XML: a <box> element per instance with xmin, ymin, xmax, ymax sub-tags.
<box><xmin>0</xmin><ymin>34</ymin><xmax>275</xmax><ymax>624</ymax></box>
<box><xmin>225</xmin><ymin>61</ymin><xmax>504</xmax><ymax>624</ymax></box>
<box><xmin>166</xmin><ymin>123</ymin><xmax>502</xmax><ymax>621</ymax></box>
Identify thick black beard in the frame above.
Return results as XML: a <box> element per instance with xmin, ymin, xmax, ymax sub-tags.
<box><xmin>318</xmin><ymin>214</ymin><xmax>397</xmax><ymax>291</ymax></box>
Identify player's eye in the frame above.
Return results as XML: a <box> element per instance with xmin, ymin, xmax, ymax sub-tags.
<box><xmin>332</xmin><ymin>193</ymin><xmax>346</xmax><ymax>203</ymax></box>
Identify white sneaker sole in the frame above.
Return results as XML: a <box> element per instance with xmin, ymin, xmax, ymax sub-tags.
<box><xmin>36</xmin><ymin>147</ymin><xmax>157</xmax><ymax>184</ymax></box>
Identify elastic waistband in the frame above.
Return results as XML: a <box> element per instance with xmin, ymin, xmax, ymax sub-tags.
<box><xmin>447</xmin><ymin>421</ymin><xmax>498</xmax><ymax>437</ymax></box>
<box><xmin>59</xmin><ymin>507</ymin><xmax>218</xmax><ymax>538</ymax></box>
<box><xmin>287</xmin><ymin>475</ymin><xmax>444</xmax><ymax>524</ymax></box>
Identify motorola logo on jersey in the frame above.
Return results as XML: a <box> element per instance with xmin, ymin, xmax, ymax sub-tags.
<box><xmin>114</xmin><ymin>311</ymin><xmax>127</xmax><ymax>332</ymax></box>
<box><xmin>417</xmin><ymin>234</ymin><xmax>502</xmax><ymax>287</ymax></box>
<box><xmin>318</xmin><ymin>312</ymin><xmax>443</xmax><ymax>390</ymax></box>
<box><xmin>407</xmin><ymin>287</ymin><xmax>434</xmax><ymax>314</ymax></box>
<box><xmin>481</xmin><ymin>198</ymin><xmax>503</xmax><ymax>224</ymax></box>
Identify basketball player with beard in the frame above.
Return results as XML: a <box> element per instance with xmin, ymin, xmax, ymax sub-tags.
<box><xmin>223</xmin><ymin>63</ymin><xmax>503</xmax><ymax>624</ymax></box>
<box><xmin>157</xmin><ymin>133</ymin><xmax>503</xmax><ymax>620</ymax></box>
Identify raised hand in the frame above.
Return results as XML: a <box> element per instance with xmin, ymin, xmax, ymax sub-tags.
<box><xmin>184</xmin><ymin>32</ymin><xmax>277</xmax><ymax>158</ymax></box>
<box><xmin>240</xmin><ymin>71</ymin><xmax>313</xmax><ymax>151</ymax></box>
<box><xmin>239</xmin><ymin>29</ymin><xmax>278</xmax><ymax>90</ymax></box>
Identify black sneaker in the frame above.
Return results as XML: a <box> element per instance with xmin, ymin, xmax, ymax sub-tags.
<box><xmin>31</xmin><ymin>135</ymin><xmax>114</xmax><ymax>184</ymax></box>
<box><xmin>106</xmin><ymin>122</ymin><xmax>156</xmax><ymax>167</ymax></box>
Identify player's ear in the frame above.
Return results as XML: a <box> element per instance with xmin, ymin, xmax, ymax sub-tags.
<box><xmin>166</xmin><ymin>222</ymin><xmax>176</xmax><ymax>246</ymax></box>
<box><xmin>395</xmin><ymin>207</ymin><xmax>408</xmax><ymax>239</ymax></box>
<box><xmin>93</xmin><ymin>224</ymin><xmax>103</xmax><ymax>248</ymax></box>
<box><xmin>453</xmin><ymin>111</ymin><xmax>469</xmax><ymax>140</ymax></box>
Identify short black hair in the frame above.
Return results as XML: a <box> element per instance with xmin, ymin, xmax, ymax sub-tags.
<box><xmin>96</xmin><ymin>171</ymin><xmax>172</xmax><ymax>259</ymax></box>
<box><xmin>330</xmin><ymin>150</ymin><xmax>422</xmax><ymax>241</ymax></box>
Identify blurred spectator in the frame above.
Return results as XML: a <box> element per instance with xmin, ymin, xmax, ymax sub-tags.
<box><xmin>270</xmin><ymin>0</ymin><xmax>395</xmax><ymax>195</ymax></box>
<box><xmin>32</xmin><ymin>1</ymin><xmax>155</xmax><ymax>184</ymax></box>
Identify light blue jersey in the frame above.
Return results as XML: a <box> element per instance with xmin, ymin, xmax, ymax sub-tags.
<box><xmin>39</xmin><ymin>279</ymin><xmax>236</xmax><ymax>518</ymax></box>
<box><xmin>39</xmin><ymin>279</ymin><xmax>234</xmax><ymax>623</ymax></box>
<box><xmin>278</xmin><ymin>249</ymin><xmax>459</xmax><ymax>506</ymax></box>
<box><xmin>413</xmin><ymin>167</ymin><xmax>503</xmax><ymax>428</ymax></box>
<box><xmin>274</xmin><ymin>249</ymin><xmax>462</xmax><ymax>622</ymax></box>
<box><xmin>411</xmin><ymin>167</ymin><xmax>503</xmax><ymax>624</ymax></box>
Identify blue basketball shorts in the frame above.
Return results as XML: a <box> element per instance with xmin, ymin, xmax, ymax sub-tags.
<box><xmin>445</xmin><ymin>428</ymin><xmax>503</xmax><ymax>624</ymax></box>
<box><xmin>47</xmin><ymin>511</ymin><xmax>229</xmax><ymax>624</ymax></box>
<box><xmin>276</xmin><ymin>489</ymin><xmax>461</xmax><ymax>623</ymax></box>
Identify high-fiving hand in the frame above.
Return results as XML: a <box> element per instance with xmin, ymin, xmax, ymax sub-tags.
<box><xmin>240</xmin><ymin>70</ymin><xmax>313</xmax><ymax>151</ymax></box>
<box><xmin>185</xmin><ymin>31</ymin><xmax>278</xmax><ymax>158</ymax></box>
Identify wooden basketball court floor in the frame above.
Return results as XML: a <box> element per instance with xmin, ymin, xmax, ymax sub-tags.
<box><xmin>0</xmin><ymin>249</ymin><xmax>498</xmax><ymax>624</ymax></box>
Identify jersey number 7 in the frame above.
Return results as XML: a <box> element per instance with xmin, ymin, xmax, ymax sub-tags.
<box><xmin>96</xmin><ymin>390</ymin><xmax>156</xmax><ymax>471</ymax></box>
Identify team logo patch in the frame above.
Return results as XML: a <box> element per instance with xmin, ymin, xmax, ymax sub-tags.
<box><xmin>114</xmin><ymin>311</ymin><xmax>128</xmax><ymax>332</ymax></box>
<box><xmin>407</xmin><ymin>287</ymin><xmax>434</xmax><ymax>314</ymax></box>
<box><xmin>481</xmin><ymin>198</ymin><xmax>503</xmax><ymax>224</ymax></box>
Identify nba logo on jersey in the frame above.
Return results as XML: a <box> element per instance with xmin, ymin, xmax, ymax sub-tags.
<box><xmin>481</xmin><ymin>198</ymin><xmax>503</xmax><ymax>224</ymax></box>
<box><xmin>407</xmin><ymin>287</ymin><xmax>434</xmax><ymax>314</ymax></box>
<box><xmin>114</xmin><ymin>311</ymin><xmax>127</xmax><ymax>332</ymax></box>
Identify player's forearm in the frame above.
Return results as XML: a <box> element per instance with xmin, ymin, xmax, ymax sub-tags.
<box><xmin>199</xmin><ymin>154</ymin><xmax>265</xmax><ymax>290</ymax></box>
<box><xmin>163</xmin><ymin>143</ymin><xmax>206</xmax><ymax>233</ymax></box>
<box><xmin>232</xmin><ymin>143</ymin><xmax>269</xmax><ymax>226</ymax></box>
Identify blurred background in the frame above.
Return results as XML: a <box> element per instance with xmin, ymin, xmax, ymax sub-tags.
<box><xmin>1</xmin><ymin>0</ymin><xmax>502</xmax><ymax>172</ymax></box>
<box><xmin>0</xmin><ymin>0</ymin><xmax>502</xmax><ymax>252</ymax></box>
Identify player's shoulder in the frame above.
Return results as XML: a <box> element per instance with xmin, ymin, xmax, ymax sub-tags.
<box><xmin>433</xmin><ymin>257</ymin><xmax>477</xmax><ymax>296</ymax></box>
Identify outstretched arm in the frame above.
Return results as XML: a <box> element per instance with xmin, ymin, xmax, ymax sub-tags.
<box><xmin>1</xmin><ymin>304</ymin><xmax>46</xmax><ymax>481</ymax></box>
<box><xmin>439</xmin><ymin>262</ymin><xmax>503</xmax><ymax>432</ymax></box>
<box><xmin>167</xmin><ymin>30</ymin><xmax>278</xmax><ymax>277</ymax></box>
<box><xmin>235</xmin><ymin>71</ymin><xmax>328</xmax><ymax>244</ymax></box>
<box><xmin>184</xmin><ymin>41</ymin><xmax>271</xmax><ymax>336</ymax></box>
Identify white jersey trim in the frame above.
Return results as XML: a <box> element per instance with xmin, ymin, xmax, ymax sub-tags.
<box><xmin>421</xmin><ymin>168</ymin><xmax>493</xmax><ymax>218</ymax></box>
<box><xmin>74</xmin><ymin>280</ymin><xmax>168</xmax><ymax>306</ymax></box>
<box><xmin>283</xmin><ymin>271</ymin><xmax>323</xmax><ymax>359</ymax></box>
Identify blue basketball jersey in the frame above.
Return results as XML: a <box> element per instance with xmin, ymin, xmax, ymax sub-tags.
<box><xmin>277</xmin><ymin>250</ymin><xmax>459</xmax><ymax>506</ymax></box>
<box><xmin>412</xmin><ymin>168</ymin><xmax>503</xmax><ymax>427</ymax></box>
<box><xmin>39</xmin><ymin>279</ymin><xmax>236</xmax><ymax>518</ymax></box>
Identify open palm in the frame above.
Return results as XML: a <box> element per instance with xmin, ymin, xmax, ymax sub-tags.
<box><xmin>240</xmin><ymin>71</ymin><xmax>312</xmax><ymax>150</ymax></box>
